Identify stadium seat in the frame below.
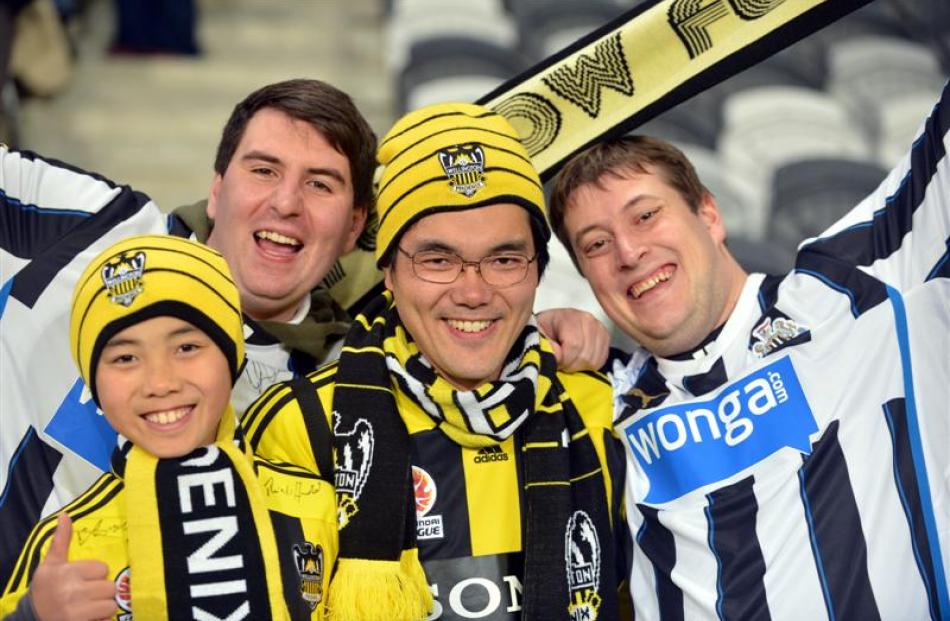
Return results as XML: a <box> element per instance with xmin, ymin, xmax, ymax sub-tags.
<box><xmin>827</xmin><ymin>35</ymin><xmax>944</xmax><ymax>139</ymax></box>
<box><xmin>387</xmin><ymin>0</ymin><xmax>517</xmax><ymax>73</ymax></box>
<box><xmin>718</xmin><ymin>86</ymin><xmax>872</xmax><ymax>239</ymax></box>
<box><xmin>673</xmin><ymin>144</ymin><xmax>760</xmax><ymax>240</ymax></box>
<box><xmin>508</xmin><ymin>0</ymin><xmax>625</xmax><ymax>61</ymax></box>
<box><xmin>707</xmin><ymin>37</ymin><xmax>827</xmax><ymax>100</ymax></box>
<box><xmin>397</xmin><ymin>37</ymin><xmax>531</xmax><ymax>114</ymax></box>
<box><xmin>636</xmin><ymin>92</ymin><xmax>723</xmax><ymax>150</ymax></box>
<box><xmin>877</xmin><ymin>92</ymin><xmax>939</xmax><ymax>169</ymax></box>
<box><xmin>767</xmin><ymin>157</ymin><xmax>887</xmax><ymax>255</ymax></box>
<box><xmin>728</xmin><ymin>235</ymin><xmax>796</xmax><ymax>276</ymax></box>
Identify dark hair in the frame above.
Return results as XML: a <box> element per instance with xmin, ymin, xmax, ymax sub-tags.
<box><xmin>549</xmin><ymin>135</ymin><xmax>709</xmax><ymax>268</ymax></box>
<box><xmin>213</xmin><ymin>79</ymin><xmax>377</xmax><ymax>213</ymax></box>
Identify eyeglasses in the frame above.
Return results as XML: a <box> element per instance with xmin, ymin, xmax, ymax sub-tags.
<box><xmin>397</xmin><ymin>247</ymin><xmax>537</xmax><ymax>287</ymax></box>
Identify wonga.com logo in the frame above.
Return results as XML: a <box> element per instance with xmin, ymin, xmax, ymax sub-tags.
<box><xmin>623</xmin><ymin>356</ymin><xmax>817</xmax><ymax>503</ymax></box>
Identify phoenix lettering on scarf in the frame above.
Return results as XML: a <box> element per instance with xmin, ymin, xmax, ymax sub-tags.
<box><xmin>173</xmin><ymin>446</ymin><xmax>251</xmax><ymax>621</ymax></box>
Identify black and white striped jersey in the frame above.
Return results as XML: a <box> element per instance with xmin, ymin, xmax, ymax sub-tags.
<box><xmin>0</xmin><ymin>148</ymin><xmax>168</xmax><ymax>584</ymax></box>
<box><xmin>614</xmin><ymin>82</ymin><xmax>950</xmax><ymax>620</ymax></box>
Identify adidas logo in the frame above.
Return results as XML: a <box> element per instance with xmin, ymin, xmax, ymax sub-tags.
<box><xmin>474</xmin><ymin>445</ymin><xmax>509</xmax><ymax>463</ymax></box>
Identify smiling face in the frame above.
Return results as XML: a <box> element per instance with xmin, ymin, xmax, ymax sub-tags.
<box><xmin>95</xmin><ymin>316</ymin><xmax>232</xmax><ymax>458</ymax></box>
<box><xmin>206</xmin><ymin>107</ymin><xmax>367</xmax><ymax>322</ymax></box>
<box><xmin>563</xmin><ymin>167</ymin><xmax>746</xmax><ymax>357</ymax></box>
<box><xmin>384</xmin><ymin>203</ymin><xmax>539</xmax><ymax>390</ymax></box>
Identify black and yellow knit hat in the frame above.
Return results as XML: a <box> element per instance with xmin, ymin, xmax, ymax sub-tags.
<box><xmin>374</xmin><ymin>102</ymin><xmax>549</xmax><ymax>265</ymax></box>
<box><xmin>70</xmin><ymin>235</ymin><xmax>245</xmax><ymax>406</ymax></box>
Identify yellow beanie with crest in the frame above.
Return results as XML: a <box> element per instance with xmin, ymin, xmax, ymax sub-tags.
<box><xmin>70</xmin><ymin>234</ymin><xmax>245</xmax><ymax>405</ymax></box>
<box><xmin>374</xmin><ymin>102</ymin><xmax>549</xmax><ymax>265</ymax></box>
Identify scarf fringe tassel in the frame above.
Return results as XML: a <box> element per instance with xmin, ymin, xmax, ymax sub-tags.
<box><xmin>328</xmin><ymin>551</ymin><xmax>433</xmax><ymax>621</ymax></box>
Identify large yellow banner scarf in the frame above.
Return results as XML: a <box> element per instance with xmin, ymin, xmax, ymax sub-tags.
<box><xmin>479</xmin><ymin>0</ymin><xmax>874</xmax><ymax>179</ymax></box>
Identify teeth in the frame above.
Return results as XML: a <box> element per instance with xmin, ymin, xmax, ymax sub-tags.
<box><xmin>447</xmin><ymin>319</ymin><xmax>492</xmax><ymax>333</ymax></box>
<box><xmin>256</xmin><ymin>230</ymin><xmax>301</xmax><ymax>246</ymax></box>
<box><xmin>144</xmin><ymin>407</ymin><xmax>189</xmax><ymax>425</ymax></box>
<box><xmin>631</xmin><ymin>269</ymin><xmax>672</xmax><ymax>299</ymax></box>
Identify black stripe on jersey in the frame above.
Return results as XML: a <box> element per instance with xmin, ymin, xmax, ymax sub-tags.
<box><xmin>246</xmin><ymin>372</ymin><xmax>336</xmax><ymax>459</ymax></box>
<box><xmin>798</xmin><ymin>421</ymin><xmax>881</xmax><ymax>621</ymax></box>
<box><xmin>618</xmin><ymin>358</ymin><xmax>671</xmax><ymax>422</ymax></box>
<box><xmin>8</xmin><ymin>185</ymin><xmax>154</xmax><ymax>308</ymax></box>
<box><xmin>682</xmin><ymin>357</ymin><xmax>727</xmax><ymax>396</ymax></box>
<box><xmin>925</xmin><ymin>239</ymin><xmax>950</xmax><ymax>281</ymax></box>
<box><xmin>635</xmin><ymin>504</ymin><xmax>683</xmax><ymax>621</ymax></box>
<box><xmin>883</xmin><ymin>398</ymin><xmax>944</xmax><ymax>621</ymax></box>
<box><xmin>244</xmin><ymin>316</ymin><xmax>282</xmax><ymax>346</ymax></box>
<box><xmin>412</xmin><ymin>429</ymin><xmax>471</xmax><ymax>560</ymax></box>
<box><xmin>802</xmin><ymin>81</ymin><xmax>949</xmax><ymax>266</ymax></box>
<box><xmin>704</xmin><ymin>476</ymin><xmax>770</xmax><ymax>621</ymax></box>
<box><xmin>793</xmin><ymin>252</ymin><xmax>888</xmax><ymax>317</ymax></box>
<box><xmin>246</xmin><ymin>388</ymin><xmax>296</xmax><ymax>452</ymax></box>
<box><xmin>254</xmin><ymin>460</ymin><xmax>322</xmax><ymax>480</ymax></box>
<box><xmin>0</xmin><ymin>188</ymin><xmax>90</xmax><ymax>258</ymax></box>
<box><xmin>0</xmin><ymin>427</ymin><xmax>62</xmax><ymax>587</ymax></box>
<box><xmin>290</xmin><ymin>377</ymin><xmax>333</xmax><ymax>479</ymax></box>
<box><xmin>269</xmin><ymin>511</ymin><xmax>314</xmax><ymax>621</ymax></box>
<box><xmin>756</xmin><ymin>275</ymin><xmax>784</xmax><ymax>312</ymax></box>
<box><xmin>11</xmin><ymin>474</ymin><xmax>123</xmax><ymax>591</ymax></box>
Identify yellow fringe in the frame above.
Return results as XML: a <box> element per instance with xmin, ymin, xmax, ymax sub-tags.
<box><xmin>328</xmin><ymin>550</ymin><xmax>433</xmax><ymax>621</ymax></box>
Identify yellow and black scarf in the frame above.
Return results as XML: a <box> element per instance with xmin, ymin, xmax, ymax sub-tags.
<box><xmin>112</xmin><ymin>410</ymin><xmax>291</xmax><ymax>620</ymax></box>
<box><xmin>329</xmin><ymin>292</ymin><xmax>617</xmax><ymax>620</ymax></box>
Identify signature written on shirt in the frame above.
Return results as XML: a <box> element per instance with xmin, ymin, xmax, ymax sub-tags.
<box><xmin>74</xmin><ymin>517</ymin><xmax>126</xmax><ymax>546</ymax></box>
<box><xmin>261</xmin><ymin>475</ymin><xmax>324</xmax><ymax>501</ymax></box>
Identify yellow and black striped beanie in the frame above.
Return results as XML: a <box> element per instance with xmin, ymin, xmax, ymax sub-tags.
<box><xmin>374</xmin><ymin>102</ymin><xmax>549</xmax><ymax>265</ymax></box>
<box><xmin>70</xmin><ymin>235</ymin><xmax>245</xmax><ymax>406</ymax></box>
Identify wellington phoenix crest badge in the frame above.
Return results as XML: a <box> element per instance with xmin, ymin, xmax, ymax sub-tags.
<box><xmin>438</xmin><ymin>144</ymin><xmax>485</xmax><ymax>197</ymax></box>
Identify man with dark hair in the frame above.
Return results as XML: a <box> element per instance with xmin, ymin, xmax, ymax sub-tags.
<box><xmin>550</xmin><ymin>85</ymin><xmax>950</xmax><ymax>619</ymax></box>
<box><xmin>243</xmin><ymin>102</ymin><xmax>626</xmax><ymax>621</ymax></box>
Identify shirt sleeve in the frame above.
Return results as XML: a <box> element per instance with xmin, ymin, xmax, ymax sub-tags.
<box><xmin>802</xmin><ymin>80</ymin><xmax>950</xmax><ymax>293</ymax></box>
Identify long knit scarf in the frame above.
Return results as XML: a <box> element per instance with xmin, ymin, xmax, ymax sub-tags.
<box><xmin>112</xmin><ymin>409</ymin><xmax>290</xmax><ymax>620</ymax></box>
<box><xmin>329</xmin><ymin>291</ymin><xmax>617</xmax><ymax>620</ymax></box>
<box><xmin>480</xmin><ymin>0</ymin><xmax>874</xmax><ymax>179</ymax></box>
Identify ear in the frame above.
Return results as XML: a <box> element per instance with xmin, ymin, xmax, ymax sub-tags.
<box><xmin>207</xmin><ymin>174</ymin><xmax>223</xmax><ymax>220</ymax></box>
<box><xmin>696</xmin><ymin>192</ymin><xmax>727</xmax><ymax>244</ymax></box>
<box><xmin>342</xmin><ymin>205</ymin><xmax>369</xmax><ymax>254</ymax></box>
<box><xmin>383</xmin><ymin>265</ymin><xmax>394</xmax><ymax>291</ymax></box>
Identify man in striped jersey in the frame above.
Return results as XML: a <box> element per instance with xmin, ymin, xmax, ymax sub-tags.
<box><xmin>549</xmin><ymin>82</ymin><xmax>950</xmax><ymax>618</ymax></box>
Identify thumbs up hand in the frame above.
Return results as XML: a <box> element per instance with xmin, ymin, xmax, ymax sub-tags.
<box><xmin>29</xmin><ymin>513</ymin><xmax>118</xmax><ymax>621</ymax></box>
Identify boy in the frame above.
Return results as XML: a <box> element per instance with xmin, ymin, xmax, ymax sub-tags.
<box><xmin>1</xmin><ymin>235</ymin><xmax>336</xmax><ymax>620</ymax></box>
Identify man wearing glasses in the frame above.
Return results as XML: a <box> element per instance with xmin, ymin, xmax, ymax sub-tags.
<box><xmin>241</xmin><ymin>102</ymin><xmax>627</xmax><ymax>620</ymax></box>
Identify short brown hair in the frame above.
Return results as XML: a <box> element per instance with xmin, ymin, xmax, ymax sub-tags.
<box><xmin>213</xmin><ymin>79</ymin><xmax>378</xmax><ymax>213</ymax></box>
<box><xmin>549</xmin><ymin>135</ymin><xmax>709</xmax><ymax>268</ymax></box>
